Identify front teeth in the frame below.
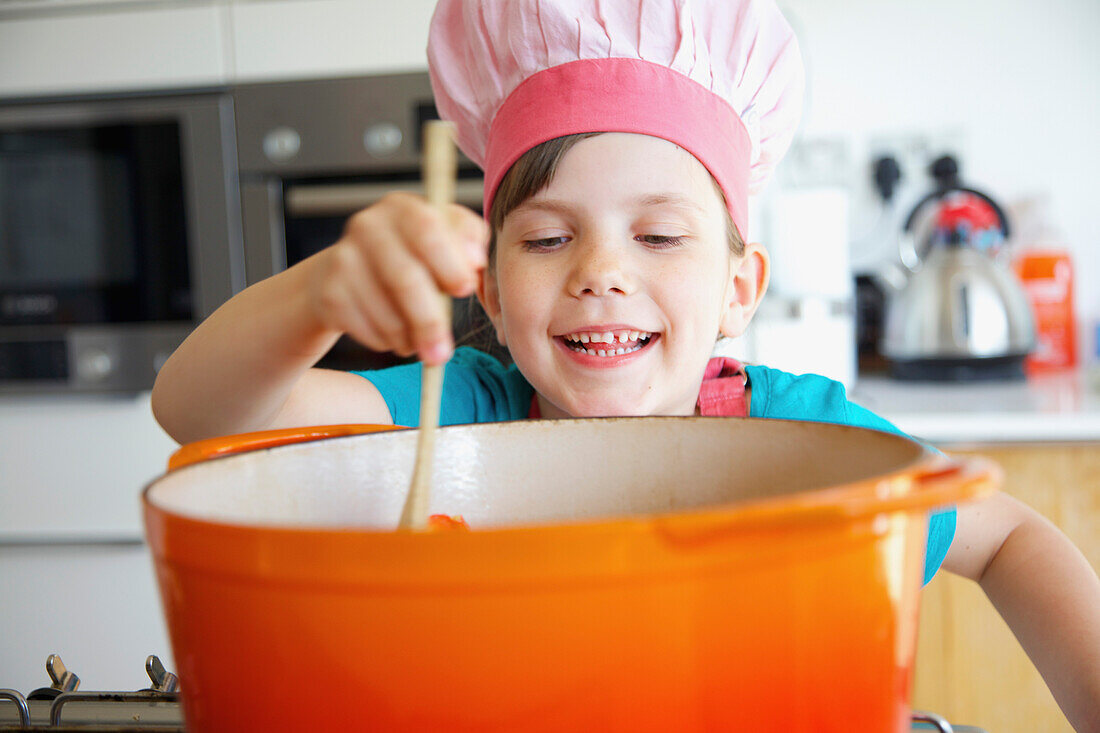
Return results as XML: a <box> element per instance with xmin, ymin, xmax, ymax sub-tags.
<box><xmin>562</xmin><ymin>330</ymin><xmax>653</xmax><ymax>357</ymax></box>
<box><xmin>564</xmin><ymin>330</ymin><xmax>649</xmax><ymax>343</ymax></box>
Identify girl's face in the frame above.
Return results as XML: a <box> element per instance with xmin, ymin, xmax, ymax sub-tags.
<box><xmin>478</xmin><ymin>133</ymin><xmax>767</xmax><ymax>418</ymax></box>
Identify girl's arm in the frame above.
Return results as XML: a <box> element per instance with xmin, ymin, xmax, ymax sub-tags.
<box><xmin>152</xmin><ymin>256</ymin><xmax>389</xmax><ymax>443</ymax></box>
<box><xmin>943</xmin><ymin>491</ymin><xmax>1100</xmax><ymax>732</ymax></box>
<box><xmin>152</xmin><ymin>194</ymin><xmax>488</xmax><ymax>444</ymax></box>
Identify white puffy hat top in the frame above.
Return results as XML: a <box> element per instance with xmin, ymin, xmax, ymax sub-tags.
<box><xmin>428</xmin><ymin>0</ymin><xmax>804</xmax><ymax>237</ymax></box>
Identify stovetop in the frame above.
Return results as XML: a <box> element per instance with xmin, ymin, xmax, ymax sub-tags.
<box><xmin>1</xmin><ymin>654</ymin><xmax>988</xmax><ymax>732</ymax></box>
<box><xmin>0</xmin><ymin>655</ymin><xmax>180</xmax><ymax>731</ymax></box>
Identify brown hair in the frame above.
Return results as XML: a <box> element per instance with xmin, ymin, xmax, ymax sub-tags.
<box><xmin>487</xmin><ymin>133</ymin><xmax>746</xmax><ymax>262</ymax></box>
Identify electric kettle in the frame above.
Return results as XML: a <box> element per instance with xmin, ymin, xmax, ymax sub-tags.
<box><xmin>881</xmin><ymin>157</ymin><xmax>1036</xmax><ymax>381</ymax></box>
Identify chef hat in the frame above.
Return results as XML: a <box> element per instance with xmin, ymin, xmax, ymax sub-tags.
<box><xmin>427</xmin><ymin>0</ymin><xmax>804</xmax><ymax>238</ymax></box>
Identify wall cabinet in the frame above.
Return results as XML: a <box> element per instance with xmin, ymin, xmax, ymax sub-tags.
<box><xmin>913</xmin><ymin>442</ymin><xmax>1100</xmax><ymax>732</ymax></box>
<box><xmin>0</xmin><ymin>3</ymin><xmax>229</xmax><ymax>98</ymax></box>
<box><xmin>229</xmin><ymin>0</ymin><xmax>436</xmax><ymax>82</ymax></box>
<box><xmin>0</xmin><ymin>0</ymin><xmax>439</xmax><ymax>99</ymax></box>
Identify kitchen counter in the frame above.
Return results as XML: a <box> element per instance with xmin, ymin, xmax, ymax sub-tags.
<box><xmin>849</xmin><ymin>368</ymin><xmax>1100</xmax><ymax>444</ymax></box>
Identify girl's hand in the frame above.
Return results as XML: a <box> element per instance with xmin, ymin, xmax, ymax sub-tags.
<box><xmin>307</xmin><ymin>192</ymin><xmax>489</xmax><ymax>365</ymax></box>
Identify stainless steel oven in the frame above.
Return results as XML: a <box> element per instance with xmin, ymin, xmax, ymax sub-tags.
<box><xmin>233</xmin><ymin>72</ymin><xmax>499</xmax><ymax>371</ymax></box>
<box><xmin>0</xmin><ymin>89</ymin><xmax>244</xmax><ymax>393</ymax></box>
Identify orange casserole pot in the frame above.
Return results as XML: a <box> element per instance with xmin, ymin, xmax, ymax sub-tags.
<box><xmin>142</xmin><ymin>417</ymin><xmax>997</xmax><ymax>732</ymax></box>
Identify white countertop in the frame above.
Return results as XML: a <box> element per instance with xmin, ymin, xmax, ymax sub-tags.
<box><xmin>849</xmin><ymin>369</ymin><xmax>1100</xmax><ymax>445</ymax></box>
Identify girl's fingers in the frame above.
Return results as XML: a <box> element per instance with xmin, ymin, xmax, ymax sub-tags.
<box><xmin>328</xmin><ymin>195</ymin><xmax>483</xmax><ymax>362</ymax></box>
<box><xmin>323</xmin><ymin>277</ymin><xmax>388</xmax><ymax>354</ymax></box>
<box><xmin>367</xmin><ymin>233</ymin><xmax>454</xmax><ymax>364</ymax></box>
<box><xmin>344</xmin><ymin>253</ymin><xmax>414</xmax><ymax>357</ymax></box>
<box><xmin>310</xmin><ymin>244</ymin><xmax>390</xmax><ymax>353</ymax></box>
<box><xmin>389</xmin><ymin>194</ymin><xmax>481</xmax><ymax>296</ymax></box>
<box><xmin>308</xmin><ymin>240</ymin><xmax>407</xmax><ymax>356</ymax></box>
<box><xmin>342</xmin><ymin>305</ymin><xmax>388</xmax><ymax>355</ymax></box>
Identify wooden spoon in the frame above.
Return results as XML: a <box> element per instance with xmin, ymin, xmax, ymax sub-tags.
<box><xmin>398</xmin><ymin>120</ymin><xmax>458</xmax><ymax>531</ymax></box>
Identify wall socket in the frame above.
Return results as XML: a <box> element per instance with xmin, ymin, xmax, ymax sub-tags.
<box><xmin>848</xmin><ymin>128</ymin><xmax>969</xmax><ymax>270</ymax></box>
<box><xmin>865</xmin><ymin>129</ymin><xmax>969</xmax><ymax>201</ymax></box>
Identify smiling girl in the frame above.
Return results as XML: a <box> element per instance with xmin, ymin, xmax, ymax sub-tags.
<box><xmin>484</xmin><ymin>132</ymin><xmax>760</xmax><ymax>419</ymax></box>
<box><xmin>151</xmin><ymin>1</ymin><xmax>1100</xmax><ymax>729</ymax></box>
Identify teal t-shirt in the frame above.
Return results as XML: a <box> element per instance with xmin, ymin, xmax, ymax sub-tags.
<box><xmin>354</xmin><ymin>347</ymin><xmax>956</xmax><ymax>584</ymax></box>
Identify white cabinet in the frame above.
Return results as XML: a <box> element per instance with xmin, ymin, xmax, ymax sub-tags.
<box><xmin>0</xmin><ymin>3</ymin><xmax>229</xmax><ymax>97</ymax></box>
<box><xmin>0</xmin><ymin>0</ymin><xmax>440</xmax><ymax>98</ymax></box>
<box><xmin>229</xmin><ymin>0</ymin><xmax>437</xmax><ymax>82</ymax></box>
<box><xmin>0</xmin><ymin>393</ymin><xmax>177</xmax><ymax>540</ymax></box>
<box><xmin>0</xmin><ymin>542</ymin><xmax>173</xmax><ymax>693</ymax></box>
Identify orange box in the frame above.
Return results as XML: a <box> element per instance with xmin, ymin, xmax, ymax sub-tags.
<box><xmin>1013</xmin><ymin>250</ymin><xmax>1077</xmax><ymax>372</ymax></box>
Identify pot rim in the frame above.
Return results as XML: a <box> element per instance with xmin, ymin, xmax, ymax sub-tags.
<box><xmin>143</xmin><ymin>417</ymin><xmax>998</xmax><ymax>539</ymax></box>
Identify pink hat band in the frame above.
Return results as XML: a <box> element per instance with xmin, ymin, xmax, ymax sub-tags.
<box><xmin>483</xmin><ymin>57</ymin><xmax>752</xmax><ymax>237</ymax></box>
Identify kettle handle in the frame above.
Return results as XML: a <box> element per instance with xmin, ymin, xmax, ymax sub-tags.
<box><xmin>902</xmin><ymin>185</ymin><xmax>1011</xmax><ymax>238</ymax></box>
<box><xmin>897</xmin><ymin>185</ymin><xmax>1010</xmax><ymax>274</ymax></box>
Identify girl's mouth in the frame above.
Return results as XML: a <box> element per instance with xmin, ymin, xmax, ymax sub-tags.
<box><xmin>557</xmin><ymin>329</ymin><xmax>657</xmax><ymax>358</ymax></box>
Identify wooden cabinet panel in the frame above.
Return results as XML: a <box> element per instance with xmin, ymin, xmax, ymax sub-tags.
<box><xmin>913</xmin><ymin>443</ymin><xmax>1100</xmax><ymax>732</ymax></box>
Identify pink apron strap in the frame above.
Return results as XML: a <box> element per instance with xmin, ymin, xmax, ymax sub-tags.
<box><xmin>695</xmin><ymin>357</ymin><xmax>749</xmax><ymax>417</ymax></box>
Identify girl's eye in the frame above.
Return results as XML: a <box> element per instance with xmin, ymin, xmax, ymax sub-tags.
<box><xmin>522</xmin><ymin>236</ymin><xmax>569</xmax><ymax>251</ymax></box>
<box><xmin>636</xmin><ymin>234</ymin><xmax>686</xmax><ymax>249</ymax></box>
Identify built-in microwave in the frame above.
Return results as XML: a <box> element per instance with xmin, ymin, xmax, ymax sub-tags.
<box><xmin>0</xmin><ymin>90</ymin><xmax>244</xmax><ymax>393</ymax></box>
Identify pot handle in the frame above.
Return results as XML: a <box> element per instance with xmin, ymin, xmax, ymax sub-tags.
<box><xmin>802</xmin><ymin>453</ymin><xmax>1001</xmax><ymax>522</ymax></box>
<box><xmin>653</xmin><ymin>454</ymin><xmax>1000</xmax><ymax>546</ymax></box>
<box><xmin>883</xmin><ymin>454</ymin><xmax>1001</xmax><ymax>515</ymax></box>
<box><xmin>167</xmin><ymin>424</ymin><xmax>405</xmax><ymax>471</ymax></box>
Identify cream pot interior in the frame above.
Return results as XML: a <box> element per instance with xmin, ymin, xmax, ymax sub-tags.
<box><xmin>148</xmin><ymin>417</ymin><xmax>929</xmax><ymax>528</ymax></box>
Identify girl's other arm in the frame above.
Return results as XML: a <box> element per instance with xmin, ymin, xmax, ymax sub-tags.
<box><xmin>943</xmin><ymin>492</ymin><xmax>1100</xmax><ymax>732</ymax></box>
<box><xmin>152</xmin><ymin>195</ymin><xmax>488</xmax><ymax>444</ymax></box>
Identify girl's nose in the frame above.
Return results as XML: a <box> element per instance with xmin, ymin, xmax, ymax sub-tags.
<box><xmin>567</xmin><ymin>239</ymin><xmax>635</xmax><ymax>297</ymax></box>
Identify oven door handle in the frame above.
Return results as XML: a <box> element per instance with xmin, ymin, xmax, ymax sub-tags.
<box><xmin>284</xmin><ymin>179</ymin><xmax>485</xmax><ymax>217</ymax></box>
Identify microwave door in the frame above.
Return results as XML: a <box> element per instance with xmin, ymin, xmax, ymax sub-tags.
<box><xmin>0</xmin><ymin>92</ymin><xmax>241</xmax><ymax>393</ymax></box>
<box><xmin>0</xmin><ymin>123</ymin><xmax>192</xmax><ymax>328</ymax></box>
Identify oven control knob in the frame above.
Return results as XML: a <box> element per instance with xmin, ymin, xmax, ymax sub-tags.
<box><xmin>363</xmin><ymin>122</ymin><xmax>403</xmax><ymax>156</ymax></box>
<box><xmin>76</xmin><ymin>348</ymin><xmax>113</xmax><ymax>382</ymax></box>
<box><xmin>263</xmin><ymin>126</ymin><xmax>301</xmax><ymax>162</ymax></box>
